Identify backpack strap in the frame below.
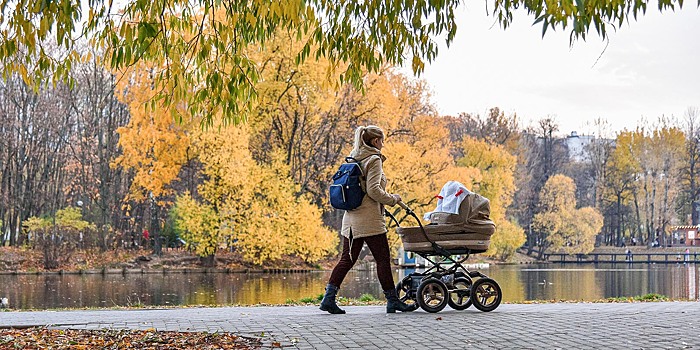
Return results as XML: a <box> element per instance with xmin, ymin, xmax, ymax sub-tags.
<box><xmin>346</xmin><ymin>155</ymin><xmax>380</xmax><ymax>175</ymax></box>
<box><xmin>349</xmin><ymin>154</ymin><xmax>381</xmax><ymax>193</ymax></box>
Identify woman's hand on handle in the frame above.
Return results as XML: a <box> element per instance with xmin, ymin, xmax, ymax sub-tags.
<box><xmin>391</xmin><ymin>195</ymin><xmax>412</xmax><ymax>213</ymax></box>
<box><xmin>397</xmin><ymin>201</ymin><xmax>410</xmax><ymax>211</ymax></box>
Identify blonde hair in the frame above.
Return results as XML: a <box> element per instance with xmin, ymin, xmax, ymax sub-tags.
<box><xmin>351</xmin><ymin>125</ymin><xmax>384</xmax><ymax>156</ymax></box>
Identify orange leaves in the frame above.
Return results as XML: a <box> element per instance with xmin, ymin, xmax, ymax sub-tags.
<box><xmin>0</xmin><ymin>327</ymin><xmax>260</xmax><ymax>349</ymax></box>
<box><xmin>458</xmin><ymin>137</ymin><xmax>517</xmax><ymax>221</ymax></box>
<box><xmin>113</xmin><ymin>62</ymin><xmax>194</xmax><ymax>202</ymax></box>
<box><xmin>456</xmin><ymin>136</ymin><xmax>523</xmax><ymax>260</ymax></box>
<box><xmin>384</xmin><ymin>115</ymin><xmax>458</xmax><ymax>208</ymax></box>
<box><xmin>172</xmin><ymin>123</ymin><xmax>336</xmax><ymax>265</ymax></box>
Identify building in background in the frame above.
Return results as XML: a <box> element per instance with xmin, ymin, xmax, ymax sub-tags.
<box><xmin>565</xmin><ymin>131</ymin><xmax>596</xmax><ymax>162</ymax></box>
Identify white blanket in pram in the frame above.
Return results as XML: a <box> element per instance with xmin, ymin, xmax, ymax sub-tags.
<box><xmin>423</xmin><ymin>181</ymin><xmax>473</xmax><ymax>221</ymax></box>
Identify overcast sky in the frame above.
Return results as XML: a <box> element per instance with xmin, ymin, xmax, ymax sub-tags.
<box><xmin>405</xmin><ymin>3</ymin><xmax>700</xmax><ymax>137</ymax></box>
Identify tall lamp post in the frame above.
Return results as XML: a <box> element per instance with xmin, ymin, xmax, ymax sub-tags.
<box><xmin>76</xmin><ymin>200</ymin><xmax>84</xmax><ymax>247</ymax></box>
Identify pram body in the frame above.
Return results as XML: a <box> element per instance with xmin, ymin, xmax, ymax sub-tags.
<box><xmin>390</xmin><ymin>190</ymin><xmax>502</xmax><ymax>313</ymax></box>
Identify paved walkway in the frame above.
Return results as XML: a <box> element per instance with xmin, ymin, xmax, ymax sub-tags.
<box><xmin>2</xmin><ymin>302</ymin><xmax>699</xmax><ymax>349</ymax></box>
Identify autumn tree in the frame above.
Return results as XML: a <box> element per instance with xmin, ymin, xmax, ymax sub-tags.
<box><xmin>248</xmin><ymin>33</ymin><xmax>379</xmax><ymax>208</ymax></box>
<box><xmin>114</xmin><ymin>63</ymin><xmax>193</xmax><ymax>202</ymax></box>
<box><xmin>386</xmin><ymin>117</ymin><xmax>479</xmax><ymax>208</ymax></box>
<box><xmin>511</xmin><ymin>117</ymin><xmax>569</xmax><ymax>254</ymax></box>
<box><xmin>173</xmin><ymin>123</ymin><xmax>336</xmax><ymax>266</ymax></box>
<box><xmin>0</xmin><ymin>74</ymin><xmax>85</xmax><ymax>247</ymax></box>
<box><xmin>1</xmin><ymin>0</ymin><xmax>462</xmax><ymax>123</ymax></box>
<box><xmin>236</xmin><ymin>157</ymin><xmax>337</xmax><ymax>265</ymax></box>
<box><xmin>532</xmin><ymin>174</ymin><xmax>603</xmax><ymax>258</ymax></box>
<box><xmin>62</xmin><ymin>58</ymin><xmax>132</xmax><ymax>250</ymax></box>
<box><xmin>648</xmin><ymin>121</ymin><xmax>685</xmax><ymax>246</ymax></box>
<box><xmin>603</xmin><ymin>131</ymin><xmax>640</xmax><ymax>246</ymax></box>
<box><xmin>171</xmin><ymin>121</ymin><xmax>252</xmax><ymax>266</ymax></box>
<box><xmin>614</xmin><ymin>121</ymin><xmax>685</xmax><ymax>247</ymax></box>
<box><xmin>404</xmin><ymin>107</ymin><xmax>525</xmax><ymax>260</ymax></box>
<box><xmin>113</xmin><ymin>62</ymin><xmax>196</xmax><ymax>253</ymax></box>
<box><xmin>585</xmin><ymin>118</ymin><xmax>616</xmax><ymax>210</ymax></box>
<box><xmin>25</xmin><ymin>207</ymin><xmax>96</xmax><ymax>269</ymax></box>
<box><xmin>457</xmin><ymin>137</ymin><xmax>525</xmax><ymax>261</ymax></box>
<box><xmin>378</xmin><ymin>95</ymin><xmax>473</xmax><ymax>252</ymax></box>
<box><xmin>0</xmin><ymin>42</ymin><xmax>133</xmax><ymax>249</ymax></box>
<box><xmin>680</xmin><ymin>107</ymin><xmax>700</xmax><ymax>225</ymax></box>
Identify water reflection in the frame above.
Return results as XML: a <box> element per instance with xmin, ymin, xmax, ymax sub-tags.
<box><xmin>507</xmin><ymin>264</ymin><xmax>700</xmax><ymax>301</ymax></box>
<box><xmin>1</xmin><ymin>263</ymin><xmax>698</xmax><ymax>309</ymax></box>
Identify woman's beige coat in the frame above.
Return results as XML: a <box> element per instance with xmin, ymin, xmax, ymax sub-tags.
<box><xmin>340</xmin><ymin>143</ymin><xmax>399</xmax><ymax>239</ymax></box>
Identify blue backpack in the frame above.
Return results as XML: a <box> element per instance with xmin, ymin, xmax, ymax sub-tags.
<box><xmin>329</xmin><ymin>156</ymin><xmax>376</xmax><ymax>210</ymax></box>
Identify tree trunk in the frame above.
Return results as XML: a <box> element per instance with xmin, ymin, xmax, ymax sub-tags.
<box><xmin>616</xmin><ymin>194</ymin><xmax>622</xmax><ymax>246</ymax></box>
<box><xmin>199</xmin><ymin>255</ymin><xmax>216</xmax><ymax>267</ymax></box>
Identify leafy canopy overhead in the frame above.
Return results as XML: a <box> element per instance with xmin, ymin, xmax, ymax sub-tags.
<box><xmin>493</xmin><ymin>0</ymin><xmax>697</xmax><ymax>40</ymax></box>
<box><xmin>1</xmin><ymin>0</ymin><xmax>694</xmax><ymax>123</ymax></box>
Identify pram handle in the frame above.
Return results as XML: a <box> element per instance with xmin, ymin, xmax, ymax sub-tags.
<box><xmin>398</xmin><ymin>201</ymin><xmax>419</xmax><ymax>216</ymax></box>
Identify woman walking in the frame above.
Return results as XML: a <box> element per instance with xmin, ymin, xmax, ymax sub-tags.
<box><xmin>320</xmin><ymin>125</ymin><xmax>417</xmax><ymax>314</ymax></box>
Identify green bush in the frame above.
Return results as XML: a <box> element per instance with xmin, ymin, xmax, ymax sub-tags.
<box><xmin>359</xmin><ymin>293</ymin><xmax>376</xmax><ymax>302</ymax></box>
<box><xmin>634</xmin><ymin>293</ymin><xmax>668</xmax><ymax>302</ymax></box>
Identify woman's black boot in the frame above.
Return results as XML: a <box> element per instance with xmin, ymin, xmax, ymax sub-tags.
<box><xmin>384</xmin><ymin>289</ymin><xmax>418</xmax><ymax>313</ymax></box>
<box><xmin>320</xmin><ymin>284</ymin><xmax>346</xmax><ymax>314</ymax></box>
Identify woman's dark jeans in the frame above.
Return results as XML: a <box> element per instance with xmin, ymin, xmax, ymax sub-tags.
<box><xmin>328</xmin><ymin>234</ymin><xmax>395</xmax><ymax>291</ymax></box>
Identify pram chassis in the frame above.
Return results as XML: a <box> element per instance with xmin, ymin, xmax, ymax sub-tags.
<box><xmin>388</xmin><ymin>203</ymin><xmax>502</xmax><ymax>313</ymax></box>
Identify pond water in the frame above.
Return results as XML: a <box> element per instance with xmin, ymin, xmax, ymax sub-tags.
<box><xmin>1</xmin><ymin>263</ymin><xmax>698</xmax><ymax>309</ymax></box>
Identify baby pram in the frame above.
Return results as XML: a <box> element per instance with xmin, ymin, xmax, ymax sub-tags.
<box><xmin>387</xmin><ymin>182</ymin><xmax>502</xmax><ymax>313</ymax></box>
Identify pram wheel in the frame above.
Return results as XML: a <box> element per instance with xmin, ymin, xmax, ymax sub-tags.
<box><xmin>471</xmin><ymin>278</ymin><xmax>502</xmax><ymax>312</ymax></box>
<box><xmin>417</xmin><ymin>278</ymin><xmax>448</xmax><ymax>313</ymax></box>
<box><xmin>395</xmin><ymin>277</ymin><xmax>417</xmax><ymax>306</ymax></box>
<box><xmin>447</xmin><ymin>277</ymin><xmax>472</xmax><ymax>310</ymax></box>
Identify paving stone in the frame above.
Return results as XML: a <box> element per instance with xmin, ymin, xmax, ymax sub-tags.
<box><xmin>3</xmin><ymin>303</ymin><xmax>700</xmax><ymax>348</ymax></box>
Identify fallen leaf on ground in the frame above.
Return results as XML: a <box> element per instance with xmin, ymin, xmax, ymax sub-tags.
<box><xmin>0</xmin><ymin>327</ymin><xmax>262</xmax><ymax>349</ymax></box>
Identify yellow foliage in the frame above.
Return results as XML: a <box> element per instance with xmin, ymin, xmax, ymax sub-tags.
<box><xmin>456</xmin><ymin>137</ymin><xmax>523</xmax><ymax>259</ymax></box>
<box><xmin>371</xmin><ymin>90</ymin><xmax>525</xmax><ymax>261</ymax></box>
<box><xmin>173</xmin><ymin>123</ymin><xmax>336</xmax><ymax>265</ymax></box>
<box><xmin>191</xmin><ymin>121</ymin><xmax>254</xmax><ymax>201</ymax></box>
<box><xmin>172</xmin><ymin>193</ymin><xmax>220</xmax><ymax>258</ymax></box>
<box><xmin>235</xmin><ymin>157</ymin><xmax>337</xmax><ymax>265</ymax></box>
<box><xmin>571</xmin><ymin>207</ymin><xmax>604</xmax><ymax>254</ymax></box>
<box><xmin>533</xmin><ymin>174</ymin><xmax>603</xmax><ymax>255</ymax></box>
<box><xmin>604</xmin><ymin>131</ymin><xmax>640</xmax><ymax>205</ymax></box>
<box><xmin>381</xmin><ymin>115</ymin><xmax>476</xmax><ymax>252</ymax></box>
<box><xmin>236</xmin><ymin>199</ymin><xmax>291</xmax><ymax>265</ymax></box>
<box><xmin>607</xmin><ymin>125</ymin><xmax>686</xmax><ymax>240</ymax></box>
<box><xmin>288</xmin><ymin>196</ymin><xmax>338</xmax><ymax>263</ymax></box>
<box><xmin>538</xmin><ymin>174</ymin><xmax>577</xmax><ymax>213</ymax></box>
<box><xmin>384</xmin><ymin>116</ymin><xmax>466</xmax><ymax>209</ymax></box>
<box><xmin>25</xmin><ymin>207</ymin><xmax>95</xmax><ymax>232</ymax></box>
<box><xmin>489</xmin><ymin>219</ymin><xmax>526</xmax><ymax>261</ymax></box>
<box><xmin>457</xmin><ymin>137</ymin><xmax>517</xmax><ymax>222</ymax></box>
<box><xmin>113</xmin><ymin>62</ymin><xmax>194</xmax><ymax>201</ymax></box>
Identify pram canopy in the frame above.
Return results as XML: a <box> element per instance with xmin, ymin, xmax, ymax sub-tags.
<box><xmin>398</xmin><ymin>181</ymin><xmax>496</xmax><ymax>254</ymax></box>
